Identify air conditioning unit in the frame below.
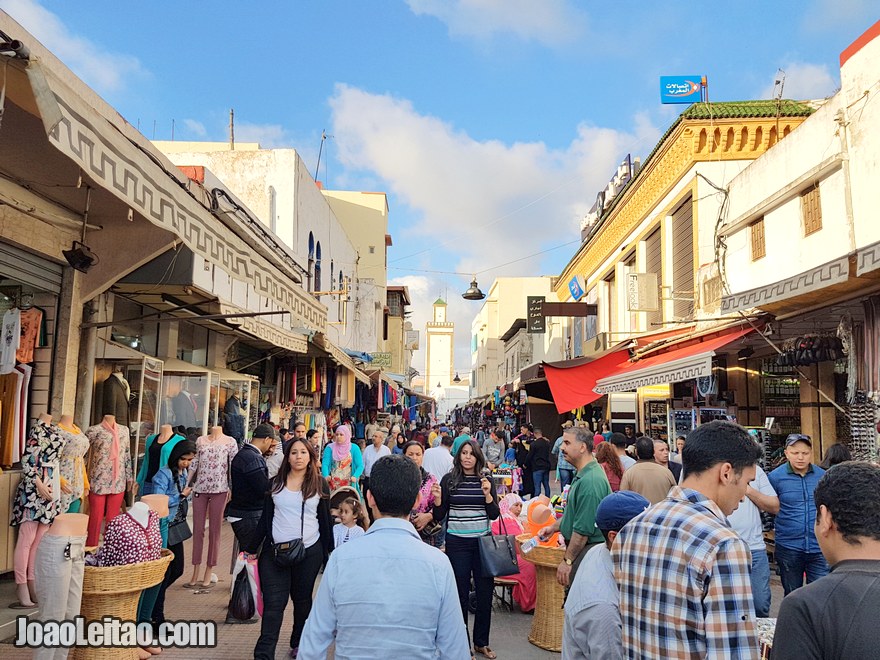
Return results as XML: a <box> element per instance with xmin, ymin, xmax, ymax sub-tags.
<box><xmin>626</xmin><ymin>273</ymin><xmax>660</xmax><ymax>312</ymax></box>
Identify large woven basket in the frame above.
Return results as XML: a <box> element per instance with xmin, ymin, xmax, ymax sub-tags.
<box><xmin>71</xmin><ymin>549</ymin><xmax>174</xmax><ymax>660</ymax></box>
<box><xmin>516</xmin><ymin>534</ymin><xmax>564</xmax><ymax>652</ymax></box>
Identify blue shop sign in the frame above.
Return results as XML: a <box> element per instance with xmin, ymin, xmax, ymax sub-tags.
<box><xmin>568</xmin><ymin>276</ymin><xmax>585</xmax><ymax>301</ymax></box>
<box><xmin>660</xmin><ymin>76</ymin><xmax>703</xmax><ymax>104</ymax></box>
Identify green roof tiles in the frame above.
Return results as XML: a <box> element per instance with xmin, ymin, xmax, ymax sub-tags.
<box><xmin>679</xmin><ymin>99</ymin><xmax>815</xmax><ymax>120</ymax></box>
<box><xmin>433</xmin><ymin>297</ymin><xmax>447</xmax><ymax>306</ymax></box>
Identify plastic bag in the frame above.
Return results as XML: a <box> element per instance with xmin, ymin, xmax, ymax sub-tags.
<box><xmin>228</xmin><ymin>551</ymin><xmax>261</xmax><ymax>621</ymax></box>
<box><xmin>229</xmin><ymin>569</ymin><xmax>254</xmax><ymax>621</ymax></box>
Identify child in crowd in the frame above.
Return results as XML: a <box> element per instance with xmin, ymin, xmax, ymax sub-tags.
<box><xmin>332</xmin><ymin>497</ymin><xmax>368</xmax><ymax>548</ymax></box>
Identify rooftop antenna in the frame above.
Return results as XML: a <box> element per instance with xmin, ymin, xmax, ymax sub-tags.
<box><xmin>773</xmin><ymin>69</ymin><xmax>785</xmax><ymax>100</ymax></box>
<box><xmin>229</xmin><ymin>108</ymin><xmax>235</xmax><ymax>150</ymax></box>
<box><xmin>314</xmin><ymin>130</ymin><xmax>333</xmax><ymax>181</ymax></box>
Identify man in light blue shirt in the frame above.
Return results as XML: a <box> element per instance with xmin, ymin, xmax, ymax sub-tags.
<box><xmin>299</xmin><ymin>455</ymin><xmax>469</xmax><ymax>660</ymax></box>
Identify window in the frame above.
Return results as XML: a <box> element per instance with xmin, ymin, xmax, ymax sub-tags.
<box><xmin>750</xmin><ymin>217</ymin><xmax>766</xmax><ymax>260</ymax></box>
<box><xmin>268</xmin><ymin>186</ymin><xmax>277</xmax><ymax>233</ymax></box>
<box><xmin>368</xmin><ymin>246</ymin><xmax>376</xmax><ymax>254</ymax></box>
<box><xmin>307</xmin><ymin>232</ymin><xmax>315</xmax><ymax>292</ymax></box>
<box><xmin>801</xmin><ymin>184</ymin><xmax>822</xmax><ymax>236</ymax></box>
<box><xmin>314</xmin><ymin>242</ymin><xmax>322</xmax><ymax>292</ymax></box>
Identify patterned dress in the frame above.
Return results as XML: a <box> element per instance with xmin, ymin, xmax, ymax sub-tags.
<box><xmin>10</xmin><ymin>420</ymin><xmax>65</xmax><ymax>526</ymax></box>
<box><xmin>58</xmin><ymin>422</ymin><xmax>90</xmax><ymax>512</ymax></box>
<box><xmin>86</xmin><ymin>423</ymin><xmax>133</xmax><ymax>495</ymax></box>
<box><xmin>96</xmin><ymin>510</ymin><xmax>163</xmax><ymax>566</ymax></box>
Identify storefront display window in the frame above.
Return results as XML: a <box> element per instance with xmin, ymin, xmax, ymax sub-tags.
<box><xmin>157</xmin><ymin>359</ymin><xmax>217</xmax><ymax>436</ymax></box>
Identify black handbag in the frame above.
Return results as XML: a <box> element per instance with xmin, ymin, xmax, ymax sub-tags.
<box><xmin>478</xmin><ymin>517</ymin><xmax>519</xmax><ymax>578</ymax></box>
<box><xmin>272</xmin><ymin>498</ymin><xmax>306</xmax><ymax>568</ymax></box>
<box><xmin>167</xmin><ymin>482</ymin><xmax>192</xmax><ymax>546</ymax></box>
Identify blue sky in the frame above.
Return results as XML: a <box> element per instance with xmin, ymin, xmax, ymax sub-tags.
<box><xmin>3</xmin><ymin>0</ymin><xmax>876</xmax><ymax>373</ymax></box>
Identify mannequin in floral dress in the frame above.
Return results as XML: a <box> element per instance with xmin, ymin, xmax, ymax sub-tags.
<box><xmin>57</xmin><ymin>414</ymin><xmax>90</xmax><ymax>513</ymax></box>
<box><xmin>10</xmin><ymin>414</ymin><xmax>65</xmax><ymax>608</ymax></box>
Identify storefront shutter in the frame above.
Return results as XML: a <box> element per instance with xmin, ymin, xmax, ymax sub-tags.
<box><xmin>671</xmin><ymin>199</ymin><xmax>694</xmax><ymax>320</ymax></box>
<box><xmin>0</xmin><ymin>242</ymin><xmax>63</xmax><ymax>294</ymax></box>
<box><xmin>645</xmin><ymin>228</ymin><xmax>662</xmax><ymax>330</ymax></box>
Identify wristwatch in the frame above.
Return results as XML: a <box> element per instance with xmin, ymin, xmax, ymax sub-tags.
<box><xmin>563</xmin><ymin>557</ymin><xmax>573</xmax><ymax>566</ymax></box>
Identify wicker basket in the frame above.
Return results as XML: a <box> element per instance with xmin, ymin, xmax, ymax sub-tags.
<box><xmin>516</xmin><ymin>534</ymin><xmax>565</xmax><ymax>652</ymax></box>
<box><xmin>70</xmin><ymin>549</ymin><xmax>174</xmax><ymax>660</ymax></box>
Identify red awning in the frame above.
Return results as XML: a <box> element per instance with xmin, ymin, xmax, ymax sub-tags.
<box><xmin>544</xmin><ymin>325</ymin><xmax>754</xmax><ymax>413</ymax></box>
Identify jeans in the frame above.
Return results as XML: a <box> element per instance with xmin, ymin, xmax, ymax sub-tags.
<box><xmin>254</xmin><ymin>541</ymin><xmax>324</xmax><ymax>659</ymax></box>
<box><xmin>532</xmin><ymin>470</ymin><xmax>551</xmax><ymax>498</ymax></box>
<box><xmin>153</xmin><ymin>541</ymin><xmax>185</xmax><ymax>623</ymax></box>
<box><xmin>749</xmin><ymin>549</ymin><xmax>771</xmax><ymax>617</ymax></box>
<box><xmin>446</xmin><ymin>534</ymin><xmax>493</xmax><ymax>648</ymax></box>
<box><xmin>774</xmin><ymin>545</ymin><xmax>830</xmax><ymax>595</ymax></box>
<box><xmin>558</xmin><ymin>469</ymin><xmax>575</xmax><ymax>490</ymax></box>
<box><xmin>34</xmin><ymin>535</ymin><xmax>86</xmax><ymax>660</ymax></box>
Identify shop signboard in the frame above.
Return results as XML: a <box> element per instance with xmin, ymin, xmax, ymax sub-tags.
<box><xmin>527</xmin><ymin>296</ymin><xmax>546</xmax><ymax>334</ymax></box>
<box><xmin>568</xmin><ymin>275</ymin><xmax>585</xmax><ymax>301</ymax></box>
<box><xmin>660</xmin><ymin>75</ymin><xmax>704</xmax><ymax>104</ymax></box>
<box><xmin>369</xmin><ymin>352</ymin><xmax>392</xmax><ymax>368</ymax></box>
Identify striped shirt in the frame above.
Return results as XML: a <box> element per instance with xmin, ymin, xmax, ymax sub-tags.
<box><xmin>613</xmin><ymin>486</ymin><xmax>758</xmax><ymax>660</ymax></box>
<box><xmin>433</xmin><ymin>474</ymin><xmax>500</xmax><ymax>538</ymax></box>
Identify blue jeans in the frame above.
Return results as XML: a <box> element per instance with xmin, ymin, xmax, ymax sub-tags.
<box><xmin>749</xmin><ymin>549</ymin><xmax>771</xmax><ymax>617</ymax></box>
<box><xmin>532</xmin><ymin>470</ymin><xmax>550</xmax><ymax>497</ymax></box>
<box><xmin>774</xmin><ymin>545</ymin><xmax>830</xmax><ymax>595</ymax></box>
<box><xmin>558</xmin><ymin>468</ymin><xmax>575</xmax><ymax>490</ymax></box>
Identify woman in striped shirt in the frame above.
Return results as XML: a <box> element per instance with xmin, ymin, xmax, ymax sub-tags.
<box><xmin>433</xmin><ymin>439</ymin><xmax>500</xmax><ymax>659</ymax></box>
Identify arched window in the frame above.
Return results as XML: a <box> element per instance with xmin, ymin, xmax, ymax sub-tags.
<box><xmin>330</xmin><ymin>260</ymin><xmax>335</xmax><ymax>289</ymax></box>
<box><xmin>307</xmin><ymin>232</ymin><xmax>315</xmax><ymax>291</ymax></box>
<box><xmin>315</xmin><ymin>241</ymin><xmax>322</xmax><ymax>293</ymax></box>
<box><xmin>268</xmin><ymin>186</ymin><xmax>277</xmax><ymax>233</ymax></box>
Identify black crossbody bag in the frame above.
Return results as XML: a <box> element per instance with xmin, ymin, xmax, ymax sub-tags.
<box><xmin>272</xmin><ymin>497</ymin><xmax>307</xmax><ymax>567</ymax></box>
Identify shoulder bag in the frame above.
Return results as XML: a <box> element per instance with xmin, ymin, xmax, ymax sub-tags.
<box><xmin>167</xmin><ymin>495</ymin><xmax>192</xmax><ymax>546</ymax></box>
<box><xmin>478</xmin><ymin>515</ymin><xmax>519</xmax><ymax>578</ymax></box>
<box><xmin>272</xmin><ymin>496</ymin><xmax>307</xmax><ymax>567</ymax></box>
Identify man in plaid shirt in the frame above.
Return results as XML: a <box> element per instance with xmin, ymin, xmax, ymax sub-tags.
<box><xmin>613</xmin><ymin>421</ymin><xmax>762</xmax><ymax>659</ymax></box>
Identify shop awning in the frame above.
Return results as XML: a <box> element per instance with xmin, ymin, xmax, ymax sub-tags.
<box><xmin>595</xmin><ymin>326</ymin><xmax>754</xmax><ymax>394</ymax></box>
<box><xmin>325</xmin><ymin>342</ymin><xmax>372</xmax><ymax>386</ymax></box>
<box><xmin>544</xmin><ymin>325</ymin><xmax>754</xmax><ymax>413</ymax></box>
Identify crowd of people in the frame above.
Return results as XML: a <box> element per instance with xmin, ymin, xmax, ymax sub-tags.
<box><xmin>126</xmin><ymin>412</ymin><xmax>880</xmax><ymax>659</ymax></box>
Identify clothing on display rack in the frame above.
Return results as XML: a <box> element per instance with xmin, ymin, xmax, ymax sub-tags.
<box><xmin>16</xmin><ymin>306</ymin><xmax>44</xmax><ymax>364</ymax></box>
<box><xmin>1</xmin><ymin>307</ymin><xmax>21</xmax><ymax>374</ymax></box>
<box><xmin>34</xmin><ymin>534</ymin><xmax>86</xmax><ymax>660</ymax></box>
<box><xmin>58</xmin><ymin>422</ymin><xmax>90</xmax><ymax>514</ymax></box>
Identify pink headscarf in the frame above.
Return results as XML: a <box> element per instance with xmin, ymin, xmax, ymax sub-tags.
<box><xmin>331</xmin><ymin>424</ymin><xmax>352</xmax><ymax>462</ymax></box>
<box><xmin>499</xmin><ymin>492</ymin><xmax>523</xmax><ymax>520</ymax></box>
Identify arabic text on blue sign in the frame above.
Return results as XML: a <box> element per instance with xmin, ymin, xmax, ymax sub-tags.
<box><xmin>660</xmin><ymin>76</ymin><xmax>703</xmax><ymax>104</ymax></box>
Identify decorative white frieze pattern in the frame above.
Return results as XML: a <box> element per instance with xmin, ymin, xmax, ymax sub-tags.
<box><xmin>720</xmin><ymin>255</ymin><xmax>850</xmax><ymax>314</ymax></box>
<box><xmin>45</xmin><ymin>91</ymin><xmax>327</xmax><ymax>332</ymax></box>
<box><xmin>594</xmin><ymin>354</ymin><xmax>714</xmax><ymax>394</ymax></box>
<box><xmin>857</xmin><ymin>239</ymin><xmax>880</xmax><ymax>277</ymax></box>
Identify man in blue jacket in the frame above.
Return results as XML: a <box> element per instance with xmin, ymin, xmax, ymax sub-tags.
<box><xmin>768</xmin><ymin>434</ymin><xmax>830</xmax><ymax>594</ymax></box>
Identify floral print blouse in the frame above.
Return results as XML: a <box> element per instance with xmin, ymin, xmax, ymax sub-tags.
<box><xmin>11</xmin><ymin>420</ymin><xmax>65</xmax><ymax>526</ymax></box>
<box><xmin>189</xmin><ymin>434</ymin><xmax>238</xmax><ymax>493</ymax></box>
<box><xmin>96</xmin><ymin>510</ymin><xmax>162</xmax><ymax>566</ymax></box>
<box><xmin>58</xmin><ymin>422</ymin><xmax>90</xmax><ymax>512</ymax></box>
<box><xmin>86</xmin><ymin>423</ymin><xmax>133</xmax><ymax>495</ymax></box>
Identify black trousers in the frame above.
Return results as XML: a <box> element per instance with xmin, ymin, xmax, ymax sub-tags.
<box><xmin>152</xmin><ymin>541</ymin><xmax>185</xmax><ymax>623</ymax></box>
<box><xmin>253</xmin><ymin>542</ymin><xmax>323</xmax><ymax>659</ymax></box>
<box><xmin>446</xmin><ymin>534</ymin><xmax>493</xmax><ymax>648</ymax></box>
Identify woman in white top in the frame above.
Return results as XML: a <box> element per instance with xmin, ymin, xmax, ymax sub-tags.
<box><xmin>245</xmin><ymin>437</ymin><xmax>333</xmax><ymax>660</ymax></box>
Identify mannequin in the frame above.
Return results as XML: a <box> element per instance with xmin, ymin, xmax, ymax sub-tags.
<box><xmin>86</xmin><ymin>414</ymin><xmax>134</xmax><ymax>546</ymax></box>
<box><xmin>187</xmin><ymin>426</ymin><xmax>238</xmax><ymax>588</ymax></box>
<box><xmin>137</xmin><ymin>424</ymin><xmax>183</xmax><ymax>496</ymax></box>
<box><xmin>96</xmin><ymin>499</ymin><xmax>162</xmax><ymax>567</ymax></box>
<box><xmin>171</xmin><ymin>386</ymin><xmax>198</xmax><ymax>429</ymax></box>
<box><xmin>10</xmin><ymin>413</ymin><xmax>65</xmax><ymax>609</ymax></box>
<box><xmin>102</xmin><ymin>366</ymin><xmax>131</xmax><ymax>426</ymax></box>
<box><xmin>34</xmin><ymin>513</ymin><xmax>88</xmax><ymax>659</ymax></box>
<box><xmin>58</xmin><ymin>414</ymin><xmax>90</xmax><ymax>514</ymax></box>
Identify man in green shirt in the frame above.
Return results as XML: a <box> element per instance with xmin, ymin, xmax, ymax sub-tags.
<box><xmin>538</xmin><ymin>426</ymin><xmax>612</xmax><ymax>588</ymax></box>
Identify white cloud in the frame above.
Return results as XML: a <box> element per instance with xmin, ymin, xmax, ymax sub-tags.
<box><xmin>333</xmin><ymin>84</ymin><xmax>659</xmax><ymax>372</ymax></box>
<box><xmin>405</xmin><ymin>0</ymin><xmax>586</xmax><ymax>45</ymax></box>
<box><xmin>3</xmin><ymin>0</ymin><xmax>147</xmax><ymax>93</ymax></box>
<box><xmin>801</xmin><ymin>0</ymin><xmax>877</xmax><ymax>33</ymax></box>
<box><xmin>234</xmin><ymin>122</ymin><xmax>294</xmax><ymax>149</ymax></box>
<box><xmin>761</xmin><ymin>62</ymin><xmax>839</xmax><ymax>100</ymax></box>
<box><xmin>182</xmin><ymin>118</ymin><xmax>207</xmax><ymax>137</ymax></box>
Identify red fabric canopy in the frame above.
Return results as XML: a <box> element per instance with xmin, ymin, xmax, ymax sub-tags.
<box><xmin>543</xmin><ymin>325</ymin><xmax>754</xmax><ymax>413</ymax></box>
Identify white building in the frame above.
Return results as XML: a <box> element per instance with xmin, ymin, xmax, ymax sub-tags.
<box><xmin>154</xmin><ymin>143</ymin><xmax>381</xmax><ymax>355</ymax></box>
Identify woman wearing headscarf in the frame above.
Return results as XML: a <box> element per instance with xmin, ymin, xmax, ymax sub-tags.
<box><xmin>491</xmin><ymin>493</ymin><xmax>537</xmax><ymax>613</ymax></box>
<box><xmin>402</xmin><ymin>441</ymin><xmax>443</xmax><ymax>548</ymax></box>
<box><xmin>321</xmin><ymin>425</ymin><xmax>364</xmax><ymax>492</ymax></box>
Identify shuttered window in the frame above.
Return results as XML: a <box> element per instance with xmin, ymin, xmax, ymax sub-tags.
<box><xmin>750</xmin><ymin>217</ymin><xmax>766</xmax><ymax>260</ymax></box>
<box><xmin>801</xmin><ymin>184</ymin><xmax>822</xmax><ymax>236</ymax></box>
<box><xmin>671</xmin><ymin>198</ymin><xmax>694</xmax><ymax>319</ymax></box>
<box><xmin>644</xmin><ymin>228</ymin><xmax>662</xmax><ymax>330</ymax></box>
